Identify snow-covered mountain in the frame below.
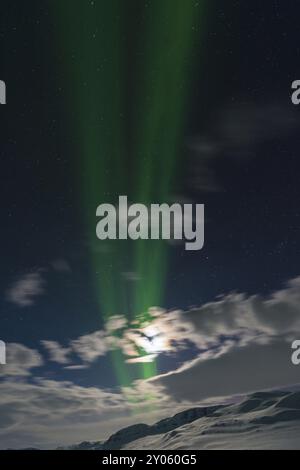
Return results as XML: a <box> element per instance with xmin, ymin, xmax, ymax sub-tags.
<box><xmin>65</xmin><ymin>389</ymin><xmax>300</xmax><ymax>450</ymax></box>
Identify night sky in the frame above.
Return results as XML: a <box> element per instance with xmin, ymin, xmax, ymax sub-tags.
<box><xmin>1</xmin><ymin>0</ymin><xmax>300</xmax><ymax>449</ymax></box>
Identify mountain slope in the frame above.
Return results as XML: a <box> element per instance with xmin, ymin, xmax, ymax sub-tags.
<box><xmin>67</xmin><ymin>389</ymin><xmax>300</xmax><ymax>450</ymax></box>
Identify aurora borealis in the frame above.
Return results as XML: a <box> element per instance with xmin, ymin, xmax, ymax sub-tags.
<box><xmin>53</xmin><ymin>0</ymin><xmax>204</xmax><ymax>384</ymax></box>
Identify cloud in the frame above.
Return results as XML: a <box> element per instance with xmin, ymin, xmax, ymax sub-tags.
<box><xmin>41</xmin><ymin>341</ymin><xmax>71</xmax><ymax>365</ymax></box>
<box><xmin>0</xmin><ymin>343</ymin><xmax>43</xmax><ymax>377</ymax></box>
<box><xmin>64</xmin><ymin>308</ymin><xmax>186</xmax><ymax>365</ymax></box>
<box><xmin>133</xmin><ymin>277</ymin><xmax>300</xmax><ymax>404</ymax></box>
<box><xmin>33</xmin><ymin>276</ymin><xmax>300</xmax><ymax>369</ymax></box>
<box><xmin>38</xmin><ymin>270</ymin><xmax>300</xmax><ymax>371</ymax></box>
<box><xmin>146</xmin><ymin>340</ymin><xmax>298</xmax><ymax>404</ymax></box>
<box><xmin>0</xmin><ymin>344</ymin><xmax>142</xmax><ymax>448</ymax></box>
<box><xmin>63</xmin><ymin>365</ymin><xmax>88</xmax><ymax>370</ymax></box>
<box><xmin>5</xmin><ymin>259</ymin><xmax>71</xmax><ymax>309</ymax></box>
<box><xmin>6</xmin><ymin>272</ymin><xmax>45</xmax><ymax>307</ymax></box>
<box><xmin>0</xmin><ymin>378</ymin><xmax>126</xmax><ymax>448</ymax></box>
<box><xmin>51</xmin><ymin>259</ymin><xmax>71</xmax><ymax>273</ymax></box>
<box><xmin>0</xmin><ymin>376</ymin><xmax>172</xmax><ymax>449</ymax></box>
<box><xmin>121</xmin><ymin>272</ymin><xmax>142</xmax><ymax>282</ymax></box>
<box><xmin>105</xmin><ymin>315</ymin><xmax>128</xmax><ymax>332</ymax></box>
<box><xmin>187</xmin><ymin>138</ymin><xmax>221</xmax><ymax>192</ymax></box>
<box><xmin>178</xmin><ymin>276</ymin><xmax>300</xmax><ymax>347</ymax></box>
<box><xmin>126</xmin><ymin>354</ymin><xmax>157</xmax><ymax>364</ymax></box>
<box><xmin>219</xmin><ymin>101</ymin><xmax>299</xmax><ymax>152</ymax></box>
<box><xmin>187</xmin><ymin>100</ymin><xmax>299</xmax><ymax>192</ymax></box>
<box><xmin>71</xmin><ymin>330</ymin><xmax>109</xmax><ymax>362</ymax></box>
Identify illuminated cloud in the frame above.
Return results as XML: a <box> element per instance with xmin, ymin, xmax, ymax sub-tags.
<box><xmin>0</xmin><ymin>343</ymin><xmax>43</xmax><ymax>377</ymax></box>
<box><xmin>41</xmin><ymin>341</ymin><xmax>71</xmax><ymax>365</ymax></box>
<box><xmin>28</xmin><ymin>276</ymin><xmax>300</xmax><ymax>367</ymax></box>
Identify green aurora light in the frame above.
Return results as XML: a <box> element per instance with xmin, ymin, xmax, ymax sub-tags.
<box><xmin>52</xmin><ymin>0</ymin><xmax>205</xmax><ymax>389</ymax></box>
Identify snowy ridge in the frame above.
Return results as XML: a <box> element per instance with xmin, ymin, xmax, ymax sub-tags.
<box><xmin>64</xmin><ymin>389</ymin><xmax>300</xmax><ymax>450</ymax></box>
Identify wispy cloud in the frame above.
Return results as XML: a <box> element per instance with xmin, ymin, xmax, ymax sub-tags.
<box><xmin>0</xmin><ymin>343</ymin><xmax>43</xmax><ymax>377</ymax></box>
<box><xmin>187</xmin><ymin>100</ymin><xmax>299</xmax><ymax>192</ymax></box>
<box><xmin>51</xmin><ymin>259</ymin><xmax>71</xmax><ymax>273</ymax></box>
<box><xmin>41</xmin><ymin>341</ymin><xmax>71</xmax><ymax>365</ymax></box>
<box><xmin>6</xmin><ymin>272</ymin><xmax>45</xmax><ymax>307</ymax></box>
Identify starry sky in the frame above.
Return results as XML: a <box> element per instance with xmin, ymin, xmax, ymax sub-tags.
<box><xmin>1</xmin><ymin>0</ymin><xmax>300</xmax><ymax>449</ymax></box>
